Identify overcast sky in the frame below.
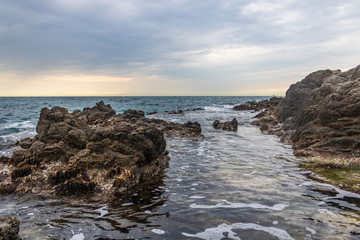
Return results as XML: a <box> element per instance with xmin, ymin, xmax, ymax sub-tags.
<box><xmin>0</xmin><ymin>0</ymin><xmax>359</xmax><ymax>96</ymax></box>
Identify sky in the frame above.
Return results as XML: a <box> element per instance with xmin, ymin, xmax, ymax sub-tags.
<box><xmin>0</xmin><ymin>0</ymin><xmax>359</xmax><ymax>96</ymax></box>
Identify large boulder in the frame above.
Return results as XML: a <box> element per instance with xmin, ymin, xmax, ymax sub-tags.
<box><xmin>0</xmin><ymin>102</ymin><xmax>202</xmax><ymax>200</ymax></box>
<box><xmin>253</xmin><ymin>65</ymin><xmax>360</xmax><ymax>157</ymax></box>
<box><xmin>0</xmin><ymin>103</ymin><xmax>169</xmax><ymax>199</ymax></box>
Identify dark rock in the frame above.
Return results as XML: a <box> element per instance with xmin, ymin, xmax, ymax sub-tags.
<box><xmin>0</xmin><ymin>156</ymin><xmax>10</xmax><ymax>164</ymax></box>
<box><xmin>213</xmin><ymin>118</ymin><xmax>238</xmax><ymax>131</ymax></box>
<box><xmin>253</xmin><ymin>65</ymin><xmax>360</xmax><ymax>158</ymax></box>
<box><xmin>168</xmin><ymin>110</ymin><xmax>184</xmax><ymax>114</ymax></box>
<box><xmin>0</xmin><ymin>215</ymin><xmax>22</xmax><ymax>240</ymax></box>
<box><xmin>233</xmin><ymin>97</ymin><xmax>282</xmax><ymax>111</ymax></box>
<box><xmin>16</xmin><ymin>137</ymin><xmax>33</xmax><ymax>149</ymax></box>
<box><xmin>78</xmin><ymin>101</ymin><xmax>116</xmax><ymax>123</ymax></box>
<box><xmin>0</xmin><ymin>101</ymin><xmax>203</xmax><ymax>200</ymax></box>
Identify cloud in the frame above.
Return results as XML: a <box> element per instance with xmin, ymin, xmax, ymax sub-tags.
<box><xmin>0</xmin><ymin>0</ymin><xmax>359</xmax><ymax>96</ymax></box>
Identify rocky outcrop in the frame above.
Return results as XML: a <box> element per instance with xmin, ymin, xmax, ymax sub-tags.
<box><xmin>213</xmin><ymin>118</ymin><xmax>238</xmax><ymax>131</ymax></box>
<box><xmin>233</xmin><ymin>97</ymin><xmax>282</xmax><ymax>111</ymax></box>
<box><xmin>0</xmin><ymin>216</ymin><xmax>22</xmax><ymax>240</ymax></box>
<box><xmin>253</xmin><ymin>65</ymin><xmax>360</xmax><ymax>158</ymax></box>
<box><xmin>0</xmin><ymin>102</ymin><xmax>202</xmax><ymax>200</ymax></box>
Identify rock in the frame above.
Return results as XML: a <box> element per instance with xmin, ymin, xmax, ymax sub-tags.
<box><xmin>147</xmin><ymin>119</ymin><xmax>203</xmax><ymax>137</ymax></box>
<box><xmin>253</xmin><ymin>65</ymin><xmax>360</xmax><ymax>158</ymax></box>
<box><xmin>168</xmin><ymin>110</ymin><xmax>184</xmax><ymax>114</ymax></box>
<box><xmin>0</xmin><ymin>101</ymin><xmax>202</xmax><ymax>200</ymax></box>
<box><xmin>0</xmin><ymin>215</ymin><xmax>22</xmax><ymax>240</ymax></box>
<box><xmin>78</xmin><ymin>101</ymin><xmax>116</xmax><ymax>123</ymax></box>
<box><xmin>213</xmin><ymin>118</ymin><xmax>238</xmax><ymax>131</ymax></box>
<box><xmin>233</xmin><ymin>97</ymin><xmax>282</xmax><ymax>111</ymax></box>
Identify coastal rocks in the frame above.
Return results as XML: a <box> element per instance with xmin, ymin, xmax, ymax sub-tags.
<box><xmin>233</xmin><ymin>97</ymin><xmax>282</xmax><ymax>111</ymax></box>
<box><xmin>213</xmin><ymin>118</ymin><xmax>238</xmax><ymax>131</ymax></box>
<box><xmin>0</xmin><ymin>215</ymin><xmax>22</xmax><ymax>240</ymax></box>
<box><xmin>77</xmin><ymin>100</ymin><xmax>115</xmax><ymax>123</ymax></box>
<box><xmin>0</xmin><ymin>102</ymin><xmax>202</xmax><ymax>200</ymax></box>
<box><xmin>254</xmin><ymin>65</ymin><xmax>360</xmax><ymax>158</ymax></box>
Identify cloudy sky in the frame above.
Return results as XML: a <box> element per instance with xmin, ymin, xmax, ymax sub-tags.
<box><xmin>0</xmin><ymin>0</ymin><xmax>359</xmax><ymax>96</ymax></box>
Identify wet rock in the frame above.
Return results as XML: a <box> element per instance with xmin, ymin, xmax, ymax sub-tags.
<box><xmin>0</xmin><ymin>215</ymin><xmax>22</xmax><ymax>240</ymax></box>
<box><xmin>233</xmin><ymin>97</ymin><xmax>282</xmax><ymax>111</ymax></box>
<box><xmin>213</xmin><ymin>118</ymin><xmax>238</xmax><ymax>131</ymax></box>
<box><xmin>168</xmin><ymin>110</ymin><xmax>184</xmax><ymax>114</ymax></box>
<box><xmin>0</xmin><ymin>101</ymin><xmax>202</xmax><ymax>200</ymax></box>
<box><xmin>147</xmin><ymin>119</ymin><xmax>203</xmax><ymax>137</ymax></box>
<box><xmin>0</xmin><ymin>156</ymin><xmax>10</xmax><ymax>164</ymax></box>
<box><xmin>253</xmin><ymin>65</ymin><xmax>360</xmax><ymax>158</ymax></box>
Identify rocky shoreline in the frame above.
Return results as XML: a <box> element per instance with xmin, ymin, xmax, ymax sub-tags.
<box><xmin>250</xmin><ymin>65</ymin><xmax>360</xmax><ymax>192</ymax></box>
<box><xmin>0</xmin><ymin>101</ymin><xmax>202</xmax><ymax>201</ymax></box>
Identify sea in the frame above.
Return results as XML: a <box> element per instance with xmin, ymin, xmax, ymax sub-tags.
<box><xmin>0</xmin><ymin>96</ymin><xmax>359</xmax><ymax>240</ymax></box>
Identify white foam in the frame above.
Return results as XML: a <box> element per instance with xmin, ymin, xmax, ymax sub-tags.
<box><xmin>273</xmin><ymin>221</ymin><xmax>279</xmax><ymax>225</ymax></box>
<box><xmin>121</xmin><ymin>202</ymin><xmax>133</xmax><ymax>207</ymax></box>
<box><xmin>69</xmin><ymin>233</ymin><xmax>85</xmax><ymax>240</ymax></box>
<box><xmin>144</xmin><ymin>210</ymin><xmax>152</xmax><ymax>214</ymax></box>
<box><xmin>190</xmin><ymin>200</ymin><xmax>288</xmax><ymax>211</ymax></box>
<box><xmin>151</xmin><ymin>229</ymin><xmax>165</xmax><ymax>234</ymax></box>
<box><xmin>306</xmin><ymin>227</ymin><xmax>317</xmax><ymax>235</ymax></box>
<box><xmin>189</xmin><ymin>196</ymin><xmax>205</xmax><ymax>199</ymax></box>
<box><xmin>95</xmin><ymin>206</ymin><xmax>108</xmax><ymax>217</ymax></box>
<box><xmin>182</xmin><ymin>222</ymin><xmax>294</xmax><ymax>240</ymax></box>
<box><xmin>181</xmin><ymin>165</ymin><xmax>190</xmax><ymax>169</ymax></box>
<box><xmin>301</xmin><ymin>181</ymin><xmax>360</xmax><ymax>200</ymax></box>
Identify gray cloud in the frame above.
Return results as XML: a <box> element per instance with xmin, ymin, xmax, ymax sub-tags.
<box><xmin>0</xmin><ymin>0</ymin><xmax>359</xmax><ymax>95</ymax></box>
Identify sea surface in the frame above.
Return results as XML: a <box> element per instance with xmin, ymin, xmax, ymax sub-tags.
<box><xmin>0</xmin><ymin>96</ymin><xmax>359</xmax><ymax>240</ymax></box>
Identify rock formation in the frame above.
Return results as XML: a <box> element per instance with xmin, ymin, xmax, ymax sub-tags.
<box><xmin>253</xmin><ymin>65</ymin><xmax>360</xmax><ymax>158</ymax></box>
<box><xmin>233</xmin><ymin>97</ymin><xmax>282</xmax><ymax>111</ymax></box>
<box><xmin>213</xmin><ymin>118</ymin><xmax>238</xmax><ymax>131</ymax></box>
<box><xmin>0</xmin><ymin>216</ymin><xmax>22</xmax><ymax>240</ymax></box>
<box><xmin>0</xmin><ymin>102</ymin><xmax>202</xmax><ymax>200</ymax></box>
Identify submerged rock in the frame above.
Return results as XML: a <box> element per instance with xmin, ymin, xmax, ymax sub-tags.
<box><xmin>0</xmin><ymin>215</ymin><xmax>22</xmax><ymax>240</ymax></box>
<box><xmin>0</xmin><ymin>102</ymin><xmax>202</xmax><ymax>200</ymax></box>
<box><xmin>213</xmin><ymin>118</ymin><xmax>238</xmax><ymax>131</ymax></box>
<box><xmin>253</xmin><ymin>65</ymin><xmax>360</xmax><ymax>158</ymax></box>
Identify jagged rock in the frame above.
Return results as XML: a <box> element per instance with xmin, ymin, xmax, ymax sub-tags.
<box><xmin>253</xmin><ymin>65</ymin><xmax>360</xmax><ymax>158</ymax></box>
<box><xmin>0</xmin><ymin>102</ymin><xmax>202</xmax><ymax>200</ymax></box>
<box><xmin>78</xmin><ymin>101</ymin><xmax>116</xmax><ymax>123</ymax></box>
<box><xmin>233</xmin><ymin>97</ymin><xmax>282</xmax><ymax>111</ymax></box>
<box><xmin>213</xmin><ymin>118</ymin><xmax>238</xmax><ymax>131</ymax></box>
<box><xmin>0</xmin><ymin>215</ymin><xmax>22</xmax><ymax>240</ymax></box>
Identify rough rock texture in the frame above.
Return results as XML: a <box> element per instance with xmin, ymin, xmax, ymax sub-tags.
<box><xmin>0</xmin><ymin>216</ymin><xmax>22</xmax><ymax>240</ymax></box>
<box><xmin>0</xmin><ymin>102</ymin><xmax>202</xmax><ymax>200</ymax></box>
<box><xmin>253</xmin><ymin>65</ymin><xmax>360</xmax><ymax>158</ymax></box>
<box><xmin>233</xmin><ymin>97</ymin><xmax>282</xmax><ymax>111</ymax></box>
<box><xmin>213</xmin><ymin>118</ymin><xmax>238</xmax><ymax>131</ymax></box>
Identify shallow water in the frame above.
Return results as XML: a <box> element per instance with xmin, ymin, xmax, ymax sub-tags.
<box><xmin>0</xmin><ymin>97</ymin><xmax>360</xmax><ymax>239</ymax></box>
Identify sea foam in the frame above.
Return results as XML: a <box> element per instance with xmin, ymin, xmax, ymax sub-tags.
<box><xmin>182</xmin><ymin>222</ymin><xmax>294</xmax><ymax>240</ymax></box>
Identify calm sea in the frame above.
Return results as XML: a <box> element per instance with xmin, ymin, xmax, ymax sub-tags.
<box><xmin>0</xmin><ymin>96</ymin><xmax>359</xmax><ymax>239</ymax></box>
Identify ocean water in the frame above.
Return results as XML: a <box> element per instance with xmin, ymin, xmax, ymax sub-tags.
<box><xmin>0</xmin><ymin>96</ymin><xmax>359</xmax><ymax>240</ymax></box>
